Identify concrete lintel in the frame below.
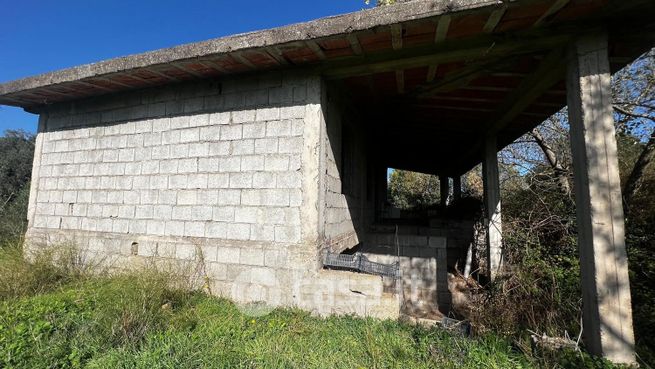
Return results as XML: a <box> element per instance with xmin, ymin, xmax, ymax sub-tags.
<box><xmin>566</xmin><ymin>31</ymin><xmax>635</xmax><ymax>365</ymax></box>
<box><xmin>482</xmin><ymin>135</ymin><xmax>502</xmax><ymax>279</ymax></box>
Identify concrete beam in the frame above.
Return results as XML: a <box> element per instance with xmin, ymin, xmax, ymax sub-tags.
<box><xmin>452</xmin><ymin>176</ymin><xmax>461</xmax><ymax>202</ymax></box>
<box><xmin>482</xmin><ymin>135</ymin><xmax>502</xmax><ymax>279</ymax></box>
<box><xmin>566</xmin><ymin>32</ymin><xmax>635</xmax><ymax>365</ymax></box>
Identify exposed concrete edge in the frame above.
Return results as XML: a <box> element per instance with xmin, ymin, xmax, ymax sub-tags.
<box><xmin>0</xmin><ymin>0</ymin><xmax>499</xmax><ymax>97</ymax></box>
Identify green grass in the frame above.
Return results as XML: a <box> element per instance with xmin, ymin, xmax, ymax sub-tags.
<box><xmin>0</xmin><ymin>244</ymin><xmax>629</xmax><ymax>369</ymax></box>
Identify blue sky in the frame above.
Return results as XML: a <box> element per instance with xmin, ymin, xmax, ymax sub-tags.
<box><xmin>0</xmin><ymin>0</ymin><xmax>371</xmax><ymax>133</ymax></box>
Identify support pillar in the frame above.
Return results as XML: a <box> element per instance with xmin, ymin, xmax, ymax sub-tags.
<box><xmin>482</xmin><ymin>135</ymin><xmax>502</xmax><ymax>279</ymax></box>
<box><xmin>452</xmin><ymin>176</ymin><xmax>462</xmax><ymax>202</ymax></box>
<box><xmin>439</xmin><ymin>175</ymin><xmax>449</xmax><ymax>207</ymax></box>
<box><xmin>566</xmin><ymin>32</ymin><xmax>635</xmax><ymax>364</ymax></box>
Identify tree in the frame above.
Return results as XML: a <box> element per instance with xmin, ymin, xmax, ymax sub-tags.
<box><xmin>0</xmin><ymin>130</ymin><xmax>35</xmax><ymax>242</ymax></box>
<box><xmin>387</xmin><ymin>169</ymin><xmax>440</xmax><ymax>210</ymax></box>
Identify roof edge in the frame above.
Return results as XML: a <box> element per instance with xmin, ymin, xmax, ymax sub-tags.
<box><xmin>0</xmin><ymin>0</ymin><xmax>499</xmax><ymax>97</ymax></box>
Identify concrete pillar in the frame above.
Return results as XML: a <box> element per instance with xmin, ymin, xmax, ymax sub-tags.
<box><xmin>566</xmin><ymin>32</ymin><xmax>635</xmax><ymax>364</ymax></box>
<box><xmin>482</xmin><ymin>135</ymin><xmax>502</xmax><ymax>279</ymax></box>
<box><xmin>439</xmin><ymin>175</ymin><xmax>449</xmax><ymax>207</ymax></box>
<box><xmin>452</xmin><ymin>176</ymin><xmax>462</xmax><ymax>202</ymax></box>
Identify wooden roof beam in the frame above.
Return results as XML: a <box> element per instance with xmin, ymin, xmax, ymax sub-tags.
<box><xmin>74</xmin><ymin>80</ymin><xmax>115</xmax><ymax>93</ymax></box>
<box><xmin>263</xmin><ymin>46</ymin><xmax>290</xmax><ymax>65</ymax></box>
<box><xmin>143</xmin><ymin>68</ymin><xmax>182</xmax><ymax>82</ymax></box>
<box><xmin>231</xmin><ymin>52</ymin><xmax>257</xmax><ymax>69</ymax></box>
<box><xmin>347</xmin><ymin>34</ymin><xmax>363</xmax><ymax>56</ymax></box>
<box><xmin>305</xmin><ymin>40</ymin><xmax>327</xmax><ymax>60</ymax></box>
<box><xmin>488</xmin><ymin>48</ymin><xmax>566</xmax><ymax>133</ymax></box>
<box><xmin>483</xmin><ymin>6</ymin><xmax>507</xmax><ymax>33</ymax></box>
<box><xmin>434</xmin><ymin>15</ymin><xmax>451</xmax><ymax>43</ymax></box>
<box><xmin>171</xmin><ymin>63</ymin><xmax>208</xmax><ymax>78</ymax></box>
<box><xmin>391</xmin><ymin>24</ymin><xmax>403</xmax><ymax>50</ymax></box>
<box><xmin>534</xmin><ymin>0</ymin><xmax>571</xmax><ymax>27</ymax></box>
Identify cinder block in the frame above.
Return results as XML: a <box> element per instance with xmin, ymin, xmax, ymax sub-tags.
<box><xmin>184</xmin><ymin>222</ymin><xmax>205</xmax><ymax>238</ymax></box>
<box><xmin>264</xmin><ymin>155</ymin><xmax>289</xmax><ymax>171</ymax></box>
<box><xmin>266</xmin><ymin>120</ymin><xmax>292</xmax><ymax>137</ymax></box>
<box><xmin>254</xmin><ymin>138</ymin><xmax>278</xmax><ymax>154</ymax></box>
<box><xmin>280</xmin><ymin>105</ymin><xmax>305</xmax><ymax>119</ymax></box>
<box><xmin>251</xmin><ymin>224</ymin><xmax>275</xmax><ymax>242</ymax></box>
<box><xmin>241</xmin><ymin>156</ymin><xmax>264</xmax><ymax>172</ymax></box>
<box><xmin>232</xmin><ymin>110</ymin><xmax>255</xmax><ymax>124</ymax></box>
<box><xmin>199</xmin><ymin>126</ymin><xmax>220</xmax><ymax>141</ymax></box>
<box><xmin>136</xmin><ymin>205</ymin><xmax>154</xmax><ymax>219</ymax></box>
<box><xmin>170</xmin><ymin>116</ymin><xmax>189</xmax><ymax>130</ymax></box>
<box><xmin>176</xmin><ymin>243</ymin><xmax>197</xmax><ymax>260</ymax></box>
<box><xmin>209</xmin><ymin>141</ymin><xmax>230</xmax><ymax>156</ymax></box>
<box><xmin>232</xmin><ymin>140</ymin><xmax>254</xmax><ymax>155</ymax></box>
<box><xmin>153</xmin><ymin>205</ymin><xmax>172</xmax><ymax>220</ymax></box>
<box><xmin>164</xmin><ymin>220</ymin><xmax>185</xmax><ymax>236</ymax></box>
<box><xmin>276</xmin><ymin>171</ymin><xmax>301</xmax><ymax>189</ymax></box>
<box><xmin>229</xmin><ymin>173</ymin><xmax>253</xmax><ymax>189</ymax></box>
<box><xmin>256</xmin><ymin>107</ymin><xmax>280</xmax><ymax>122</ymax></box>
<box><xmin>187</xmin><ymin>173</ymin><xmax>208</xmax><ymax>189</ymax></box>
<box><xmin>151</xmin><ymin>146</ymin><xmax>170</xmax><ymax>160</ymax></box>
<box><xmin>208</xmin><ymin>173</ymin><xmax>229</xmax><ymax>188</ymax></box>
<box><xmin>218</xmin><ymin>189</ymin><xmax>241</xmax><ymax>206</ymax></box>
<box><xmin>129</xmin><ymin>219</ymin><xmax>147</xmax><ymax>234</ymax></box>
<box><xmin>209</xmin><ymin>112</ymin><xmax>230</xmax><ymax>125</ymax></box>
<box><xmin>219</xmin><ymin>157</ymin><xmax>241</xmax><ymax>172</ymax></box>
<box><xmin>242</xmin><ymin>123</ymin><xmax>266</xmax><ymax>139</ymax></box>
<box><xmin>239</xmin><ymin>248</ymin><xmax>265</xmax><ymax>266</ymax></box>
<box><xmin>428</xmin><ymin>237</ymin><xmax>447</xmax><ymax>248</ymax></box>
<box><xmin>227</xmin><ymin>223</ymin><xmax>250</xmax><ymax>240</ymax></box>
<box><xmin>189</xmin><ymin>114</ymin><xmax>209</xmax><ymax>127</ymax></box>
<box><xmin>235</xmin><ymin>207</ymin><xmax>258</xmax><ymax>223</ymax></box>
<box><xmin>278</xmin><ymin>137</ymin><xmax>303</xmax><ymax>154</ymax></box>
<box><xmin>146</xmin><ymin>220</ymin><xmax>165</xmax><ymax>236</ymax></box>
<box><xmin>216</xmin><ymin>247</ymin><xmax>240</xmax><ymax>264</ymax></box>
<box><xmin>220</xmin><ymin>125</ymin><xmax>242</xmax><ymax>140</ymax></box>
<box><xmin>178</xmin><ymin>158</ymin><xmax>198</xmax><ymax>173</ymax></box>
<box><xmin>206</xmin><ymin>222</ymin><xmax>227</xmax><ymax>238</ymax></box>
<box><xmin>212</xmin><ymin>206</ymin><xmax>235</xmax><ymax>222</ymax></box>
<box><xmin>274</xmin><ymin>225</ymin><xmax>300</xmax><ymax>243</ymax></box>
<box><xmin>189</xmin><ymin>142</ymin><xmax>209</xmax><ymax>157</ymax></box>
<box><xmin>170</xmin><ymin>144</ymin><xmax>189</xmax><ymax>159</ymax></box>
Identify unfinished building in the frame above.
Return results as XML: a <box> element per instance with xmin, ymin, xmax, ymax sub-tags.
<box><xmin>0</xmin><ymin>0</ymin><xmax>653</xmax><ymax>364</ymax></box>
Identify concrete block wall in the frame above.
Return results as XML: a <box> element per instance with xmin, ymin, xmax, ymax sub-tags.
<box><xmin>322</xmin><ymin>85</ymin><xmax>368</xmax><ymax>253</ymax></box>
<box><xmin>25</xmin><ymin>72</ymin><xmax>398</xmax><ymax>319</ymax></box>
<box><xmin>363</xmin><ymin>231</ymin><xmax>448</xmax><ymax>319</ymax></box>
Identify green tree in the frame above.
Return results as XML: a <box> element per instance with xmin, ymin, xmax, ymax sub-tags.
<box><xmin>387</xmin><ymin>169</ymin><xmax>440</xmax><ymax>210</ymax></box>
<box><xmin>0</xmin><ymin>130</ymin><xmax>35</xmax><ymax>242</ymax></box>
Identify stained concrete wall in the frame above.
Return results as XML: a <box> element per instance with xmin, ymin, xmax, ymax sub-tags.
<box><xmin>26</xmin><ymin>72</ymin><xmax>398</xmax><ymax>319</ymax></box>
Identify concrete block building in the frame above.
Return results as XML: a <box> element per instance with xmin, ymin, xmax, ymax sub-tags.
<box><xmin>0</xmin><ymin>0</ymin><xmax>653</xmax><ymax>364</ymax></box>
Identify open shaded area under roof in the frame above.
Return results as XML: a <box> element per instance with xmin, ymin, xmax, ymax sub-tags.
<box><xmin>0</xmin><ymin>0</ymin><xmax>654</xmax><ymax>175</ymax></box>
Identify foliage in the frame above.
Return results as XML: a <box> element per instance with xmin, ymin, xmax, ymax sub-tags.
<box><xmin>388</xmin><ymin>169</ymin><xmax>441</xmax><ymax>210</ymax></box>
<box><xmin>0</xmin><ymin>242</ymin><xmax>608</xmax><ymax>369</ymax></box>
<box><xmin>0</xmin><ymin>130</ymin><xmax>34</xmax><ymax>243</ymax></box>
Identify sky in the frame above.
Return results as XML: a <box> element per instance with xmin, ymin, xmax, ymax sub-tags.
<box><xmin>0</xmin><ymin>0</ymin><xmax>372</xmax><ymax>133</ymax></box>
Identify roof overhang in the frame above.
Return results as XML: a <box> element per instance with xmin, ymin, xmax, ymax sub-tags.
<box><xmin>1</xmin><ymin>0</ymin><xmax>653</xmax><ymax>175</ymax></box>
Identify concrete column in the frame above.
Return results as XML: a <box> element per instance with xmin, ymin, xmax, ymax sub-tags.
<box><xmin>482</xmin><ymin>135</ymin><xmax>502</xmax><ymax>279</ymax></box>
<box><xmin>452</xmin><ymin>176</ymin><xmax>462</xmax><ymax>202</ymax></box>
<box><xmin>439</xmin><ymin>175</ymin><xmax>449</xmax><ymax>207</ymax></box>
<box><xmin>566</xmin><ymin>32</ymin><xmax>635</xmax><ymax>364</ymax></box>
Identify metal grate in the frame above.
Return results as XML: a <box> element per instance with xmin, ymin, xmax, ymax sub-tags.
<box><xmin>323</xmin><ymin>251</ymin><xmax>400</xmax><ymax>279</ymax></box>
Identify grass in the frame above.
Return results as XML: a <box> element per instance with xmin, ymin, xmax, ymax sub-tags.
<box><xmin>0</xmin><ymin>243</ymin><xmax>631</xmax><ymax>369</ymax></box>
